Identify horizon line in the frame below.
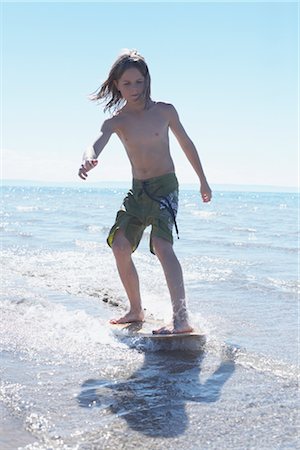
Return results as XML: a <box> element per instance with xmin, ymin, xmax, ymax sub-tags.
<box><xmin>1</xmin><ymin>179</ymin><xmax>298</xmax><ymax>194</ymax></box>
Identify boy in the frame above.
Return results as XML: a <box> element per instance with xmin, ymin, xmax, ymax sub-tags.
<box><xmin>78</xmin><ymin>50</ymin><xmax>212</xmax><ymax>334</ymax></box>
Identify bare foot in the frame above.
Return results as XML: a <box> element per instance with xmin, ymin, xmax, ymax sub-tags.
<box><xmin>110</xmin><ymin>310</ymin><xmax>145</xmax><ymax>325</ymax></box>
<box><xmin>152</xmin><ymin>321</ymin><xmax>194</xmax><ymax>335</ymax></box>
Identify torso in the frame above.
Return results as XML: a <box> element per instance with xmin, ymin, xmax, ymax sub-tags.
<box><xmin>112</xmin><ymin>102</ymin><xmax>175</xmax><ymax>180</ymax></box>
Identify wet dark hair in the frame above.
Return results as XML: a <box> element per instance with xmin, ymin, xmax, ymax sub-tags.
<box><xmin>90</xmin><ymin>49</ymin><xmax>151</xmax><ymax>114</ymax></box>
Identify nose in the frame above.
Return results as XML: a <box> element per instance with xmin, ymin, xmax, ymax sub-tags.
<box><xmin>133</xmin><ymin>82</ymin><xmax>142</xmax><ymax>91</ymax></box>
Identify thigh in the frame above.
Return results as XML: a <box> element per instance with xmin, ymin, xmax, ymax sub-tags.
<box><xmin>150</xmin><ymin>217</ymin><xmax>174</xmax><ymax>254</ymax></box>
<box><xmin>107</xmin><ymin>211</ymin><xmax>145</xmax><ymax>253</ymax></box>
<box><xmin>151</xmin><ymin>235</ymin><xmax>174</xmax><ymax>258</ymax></box>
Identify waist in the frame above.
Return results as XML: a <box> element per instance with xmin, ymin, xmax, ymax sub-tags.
<box><xmin>133</xmin><ymin>172</ymin><xmax>177</xmax><ymax>188</ymax></box>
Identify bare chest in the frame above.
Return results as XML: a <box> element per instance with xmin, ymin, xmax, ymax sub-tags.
<box><xmin>116</xmin><ymin>110</ymin><xmax>169</xmax><ymax>147</ymax></box>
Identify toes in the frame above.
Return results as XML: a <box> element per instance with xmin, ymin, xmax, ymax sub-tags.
<box><xmin>110</xmin><ymin>316</ymin><xmax>144</xmax><ymax>325</ymax></box>
<box><xmin>110</xmin><ymin>316</ymin><xmax>129</xmax><ymax>324</ymax></box>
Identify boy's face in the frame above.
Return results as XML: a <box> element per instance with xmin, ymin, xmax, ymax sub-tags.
<box><xmin>115</xmin><ymin>67</ymin><xmax>145</xmax><ymax>103</ymax></box>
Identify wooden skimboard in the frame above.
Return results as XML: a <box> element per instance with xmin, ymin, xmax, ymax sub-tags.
<box><xmin>111</xmin><ymin>321</ymin><xmax>206</xmax><ymax>351</ymax></box>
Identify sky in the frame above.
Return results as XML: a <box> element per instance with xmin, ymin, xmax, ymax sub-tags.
<box><xmin>1</xmin><ymin>1</ymin><xmax>298</xmax><ymax>189</ymax></box>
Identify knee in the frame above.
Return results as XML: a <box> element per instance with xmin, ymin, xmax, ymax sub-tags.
<box><xmin>112</xmin><ymin>231</ymin><xmax>132</xmax><ymax>260</ymax></box>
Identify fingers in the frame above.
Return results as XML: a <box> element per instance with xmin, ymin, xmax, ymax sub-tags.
<box><xmin>78</xmin><ymin>159</ymin><xmax>98</xmax><ymax>180</ymax></box>
<box><xmin>202</xmin><ymin>194</ymin><xmax>211</xmax><ymax>202</ymax></box>
<box><xmin>78</xmin><ymin>172</ymin><xmax>87</xmax><ymax>180</ymax></box>
<box><xmin>201</xmin><ymin>191</ymin><xmax>212</xmax><ymax>203</ymax></box>
<box><xmin>78</xmin><ymin>164</ymin><xmax>87</xmax><ymax>180</ymax></box>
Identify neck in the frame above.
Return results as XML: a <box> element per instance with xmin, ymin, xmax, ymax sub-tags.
<box><xmin>125</xmin><ymin>97</ymin><xmax>153</xmax><ymax>113</ymax></box>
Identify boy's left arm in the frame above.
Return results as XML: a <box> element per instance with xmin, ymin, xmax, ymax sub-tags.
<box><xmin>168</xmin><ymin>105</ymin><xmax>212</xmax><ymax>203</ymax></box>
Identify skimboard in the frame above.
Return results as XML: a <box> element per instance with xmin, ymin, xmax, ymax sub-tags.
<box><xmin>111</xmin><ymin>321</ymin><xmax>206</xmax><ymax>351</ymax></box>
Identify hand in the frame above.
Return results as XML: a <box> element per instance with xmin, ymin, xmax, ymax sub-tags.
<box><xmin>78</xmin><ymin>159</ymin><xmax>98</xmax><ymax>180</ymax></box>
<box><xmin>200</xmin><ymin>180</ymin><xmax>212</xmax><ymax>203</ymax></box>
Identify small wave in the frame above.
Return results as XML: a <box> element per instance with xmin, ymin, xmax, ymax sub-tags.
<box><xmin>0</xmin><ymin>222</ymin><xmax>10</xmax><ymax>230</ymax></box>
<box><xmin>183</xmin><ymin>202</ymin><xmax>197</xmax><ymax>208</ymax></box>
<box><xmin>1</xmin><ymin>246</ymin><xmax>122</xmax><ymax>305</ymax></box>
<box><xmin>87</xmin><ymin>225</ymin><xmax>103</xmax><ymax>234</ymax></box>
<box><xmin>75</xmin><ymin>239</ymin><xmax>103</xmax><ymax>250</ymax></box>
<box><xmin>86</xmin><ymin>225</ymin><xmax>110</xmax><ymax>235</ymax></box>
<box><xmin>192</xmin><ymin>210</ymin><xmax>217</xmax><ymax>219</ymax></box>
<box><xmin>0</xmin><ymin>296</ymin><xmax>122</xmax><ymax>364</ymax></box>
<box><xmin>19</xmin><ymin>232</ymin><xmax>33</xmax><ymax>238</ymax></box>
<box><xmin>226</xmin><ymin>276</ymin><xmax>298</xmax><ymax>296</ymax></box>
<box><xmin>266</xmin><ymin>277</ymin><xmax>299</xmax><ymax>294</ymax></box>
<box><xmin>230</xmin><ymin>346</ymin><xmax>298</xmax><ymax>381</ymax></box>
<box><xmin>204</xmin><ymin>337</ymin><xmax>298</xmax><ymax>382</ymax></box>
<box><xmin>233</xmin><ymin>227</ymin><xmax>257</xmax><ymax>233</ymax></box>
<box><xmin>231</xmin><ymin>241</ymin><xmax>297</xmax><ymax>253</ymax></box>
<box><xmin>16</xmin><ymin>206</ymin><xmax>39</xmax><ymax>212</ymax></box>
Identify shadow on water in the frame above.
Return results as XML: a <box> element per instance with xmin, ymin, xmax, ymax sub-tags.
<box><xmin>77</xmin><ymin>331</ymin><xmax>235</xmax><ymax>438</ymax></box>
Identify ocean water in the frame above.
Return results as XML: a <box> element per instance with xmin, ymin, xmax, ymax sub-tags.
<box><xmin>0</xmin><ymin>184</ymin><xmax>298</xmax><ymax>450</ymax></box>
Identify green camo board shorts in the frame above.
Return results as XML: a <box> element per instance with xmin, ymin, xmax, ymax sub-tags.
<box><xmin>107</xmin><ymin>172</ymin><xmax>179</xmax><ymax>254</ymax></box>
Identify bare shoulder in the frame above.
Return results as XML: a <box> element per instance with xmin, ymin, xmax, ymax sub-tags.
<box><xmin>156</xmin><ymin>102</ymin><xmax>177</xmax><ymax>119</ymax></box>
<box><xmin>155</xmin><ymin>101</ymin><xmax>177</xmax><ymax>113</ymax></box>
<box><xmin>106</xmin><ymin>108</ymin><xmax>130</xmax><ymax>133</ymax></box>
<box><xmin>155</xmin><ymin>102</ymin><xmax>180</xmax><ymax>125</ymax></box>
<box><xmin>101</xmin><ymin>116</ymin><xmax>118</xmax><ymax>134</ymax></box>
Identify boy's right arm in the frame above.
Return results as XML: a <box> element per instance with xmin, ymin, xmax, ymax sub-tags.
<box><xmin>78</xmin><ymin>119</ymin><xmax>114</xmax><ymax>180</ymax></box>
